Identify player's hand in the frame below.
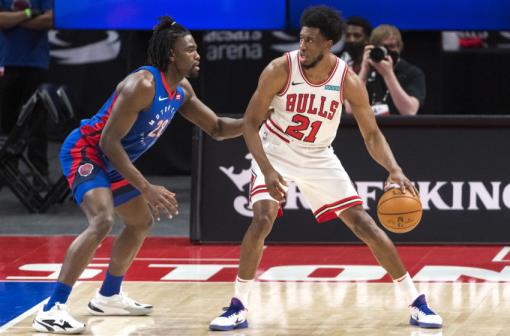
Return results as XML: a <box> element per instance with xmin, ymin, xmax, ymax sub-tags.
<box><xmin>141</xmin><ymin>184</ymin><xmax>179</xmax><ymax>221</ymax></box>
<box><xmin>264</xmin><ymin>168</ymin><xmax>287</xmax><ymax>202</ymax></box>
<box><xmin>385</xmin><ymin>169</ymin><xmax>418</xmax><ymax>197</ymax></box>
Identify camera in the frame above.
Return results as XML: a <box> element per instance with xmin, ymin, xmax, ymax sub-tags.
<box><xmin>369</xmin><ymin>46</ymin><xmax>388</xmax><ymax>63</ymax></box>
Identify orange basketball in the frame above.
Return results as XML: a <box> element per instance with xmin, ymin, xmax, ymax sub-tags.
<box><xmin>377</xmin><ymin>188</ymin><xmax>422</xmax><ymax>233</ymax></box>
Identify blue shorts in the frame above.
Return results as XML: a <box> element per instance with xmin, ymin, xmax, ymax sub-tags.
<box><xmin>59</xmin><ymin>129</ymin><xmax>141</xmax><ymax>206</ymax></box>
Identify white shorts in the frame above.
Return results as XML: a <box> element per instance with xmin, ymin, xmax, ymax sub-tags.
<box><xmin>249</xmin><ymin>126</ymin><xmax>363</xmax><ymax>223</ymax></box>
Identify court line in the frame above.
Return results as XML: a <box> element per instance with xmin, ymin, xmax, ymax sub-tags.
<box><xmin>492</xmin><ymin>247</ymin><xmax>510</xmax><ymax>262</ymax></box>
<box><xmin>90</xmin><ymin>246</ymin><xmax>267</xmax><ymax>261</ymax></box>
<box><xmin>0</xmin><ymin>283</ymin><xmax>81</xmax><ymax>333</ymax></box>
<box><xmin>0</xmin><ymin>299</ymin><xmax>47</xmax><ymax>333</ymax></box>
<box><xmin>92</xmin><ymin>257</ymin><xmax>240</xmax><ymax>261</ymax></box>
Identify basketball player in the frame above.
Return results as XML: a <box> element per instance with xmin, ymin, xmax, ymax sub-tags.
<box><xmin>32</xmin><ymin>17</ymin><xmax>243</xmax><ymax>334</ymax></box>
<box><xmin>210</xmin><ymin>6</ymin><xmax>442</xmax><ymax>331</ymax></box>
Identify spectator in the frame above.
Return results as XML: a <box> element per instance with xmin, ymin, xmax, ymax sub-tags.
<box><xmin>0</xmin><ymin>0</ymin><xmax>53</xmax><ymax>182</ymax></box>
<box><xmin>340</xmin><ymin>16</ymin><xmax>372</xmax><ymax>74</ymax></box>
<box><xmin>359</xmin><ymin>24</ymin><xmax>425</xmax><ymax>116</ymax></box>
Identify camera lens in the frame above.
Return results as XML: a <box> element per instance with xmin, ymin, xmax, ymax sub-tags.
<box><xmin>369</xmin><ymin>46</ymin><xmax>388</xmax><ymax>63</ymax></box>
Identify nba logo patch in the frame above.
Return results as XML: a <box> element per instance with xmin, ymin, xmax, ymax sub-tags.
<box><xmin>78</xmin><ymin>163</ymin><xmax>94</xmax><ymax>177</ymax></box>
<box><xmin>176</xmin><ymin>94</ymin><xmax>181</xmax><ymax>100</ymax></box>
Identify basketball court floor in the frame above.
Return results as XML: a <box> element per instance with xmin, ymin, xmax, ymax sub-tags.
<box><xmin>1</xmin><ymin>175</ymin><xmax>510</xmax><ymax>335</ymax></box>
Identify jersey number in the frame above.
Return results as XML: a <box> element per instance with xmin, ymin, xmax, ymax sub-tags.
<box><xmin>148</xmin><ymin>119</ymin><xmax>169</xmax><ymax>138</ymax></box>
<box><xmin>284</xmin><ymin>115</ymin><xmax>322</xmax><ymax>143</ymax></box>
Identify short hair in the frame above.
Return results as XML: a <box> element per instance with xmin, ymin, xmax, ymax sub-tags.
<box><xmin>347</xmin><ymin>16</ymin><xmax>372</xmax><ymax>38</ymax></box>
<box><xmin>369</xmin><ymin>24</ymin><xmax>403</xmax><ymax>50</ymax></box>
<box><xmin>300</xmin><ymin>5</ymin><xmax>344</xmax><ymax>44</ymax></box>
<box><xmin>146</xmin><ymin>16</ymin><xmax>191</xmax><ymax>71</ymax></box>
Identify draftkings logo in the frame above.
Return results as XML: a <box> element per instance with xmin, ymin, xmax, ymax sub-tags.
<box><xmin>219</xmin><ymin>153</ymin><xmax>510</xmax><ymax>217</ymax></box>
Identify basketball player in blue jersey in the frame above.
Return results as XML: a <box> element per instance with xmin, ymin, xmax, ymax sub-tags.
<box><xmin>32</xmin><ymin>17</ymin><xmax>243</xmax><ymax>334</ymax></box>
<box><xmin>210</xmin><ymin>6</ymin><xmax>442</xmax><ymax>331</ymax></box>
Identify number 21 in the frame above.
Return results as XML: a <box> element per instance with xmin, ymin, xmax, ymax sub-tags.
<box><xmin>285</xmin><ymin>115</ymin><xmax>322</xmax><ymax>143</ymax></box>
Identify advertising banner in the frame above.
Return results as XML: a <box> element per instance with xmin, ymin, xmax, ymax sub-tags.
<box><xmin>192</xmin><ymin>116</ymin><xmax>510</xmax><ymax>244</ymax></box>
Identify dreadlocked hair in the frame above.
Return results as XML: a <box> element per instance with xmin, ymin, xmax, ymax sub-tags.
<box><xmin>146</xmin><ymin>16</ymin><xmax>190</xmax><ymax>71</ymax></box>
<box><xmin>300</xmin><ymin>5</ymin><xmax>344</xmax><ymax>44</ymax></box>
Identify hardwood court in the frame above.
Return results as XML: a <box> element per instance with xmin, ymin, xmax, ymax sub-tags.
<box><xmin>3</xmin><ymin>237</ymin><xmax>510</xmax><ymax>335</ymax></box>
<box><xmin>6</xmin><ymin>281</ymin><xmax>510</xmax><ymax>335</ymax></box>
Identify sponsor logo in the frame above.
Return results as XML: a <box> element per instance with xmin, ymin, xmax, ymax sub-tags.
<box><xmin>220</xmin><ymin>154</ymin><xmax>510</xmax><ymax>216</ymax></box>
<box><xmin>78</xmin><ymin>163</ymin><xmax>94</xmax><ymax>177</ymax></box>
<box><xmin>219</xmin><ymin>154</ymin><xmax>256</xmax><ymax>217</ymax></box>
<box><xmin>325</xmin><ymin>84</ymin><xmax>340</xmax><ymax>91</ymax></box>
<box><xmin>203</xmin><ymin>31</ymin><xmax>262</xmax><ymax>43</ymax></box>
<box><xmin>203</xmin><ymin>30</ymin><xmax>263</xmax><ymax>61</ymax></box>
<box><xmin>41</xmin><ymin>319</ymin><xmax>73</xmax><ymax>331</ymax></box>
<box><xmin>158</xmin><ymin>96</ymin><xmax>168</xmax><ymax>102</ymax></box>
<box><xmin>219</xmin><ymin>154</ymin><xmax>309</xmax><ymax>217</ymax></box>
<box><xmin>49</xmin><ymin>31</ymin><xmax>121</xmax><ymax>65</ymax></box>
<box><xmin>291</xmin><ymin>81</ymin><xmax>304</xmax><ymax>86</ymax></box>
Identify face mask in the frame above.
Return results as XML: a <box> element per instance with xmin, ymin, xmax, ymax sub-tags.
<box><xmin>344</xmin><ymin>42</ymin><xmax>364</xmax><ymax>61</ymax></box>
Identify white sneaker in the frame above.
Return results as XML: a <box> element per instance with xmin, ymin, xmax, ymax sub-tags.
<box><xmin>32</xmin><ymin>303</ymin><xmax>86</xmax><ymax>334</ymax></box>
<box><xmin>410</xmin><ymin>294</ymin><xmax>443</xmax><ymax>328</ymax></box>
<box><xmin>209</xmin><ymin>297</ymin><xmax>248</xmax><ymax>331</ymax></box>
<box><xmin>87</xmin><ymin>291</ymin><xmax>153</xmax><ymax>316</ymax></box>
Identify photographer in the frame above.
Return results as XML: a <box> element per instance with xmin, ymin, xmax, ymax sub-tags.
<box><xmin>358</xmin><ymin>25</ymin><xmax>425</xmax><ymax>116</ymax></box>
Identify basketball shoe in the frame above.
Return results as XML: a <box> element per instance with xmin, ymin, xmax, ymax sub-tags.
<box><xmin>209</xmin><ymin>297</ymin><xmax>248</xmax><ymax>331</ymax></box>
<box><xmin>409</xmin><ymin>294</ymin><xmax>443</xmax><ymax>328</ymax></box>
<box><xmin>32</xmin><ymin>303</ymin><xmax>86</xmax><ymax>334</ymax></box>
<box><xmin>87</xmin><ymin>291</ymin><xmax>153</xmax><ymax>316</ymax></box>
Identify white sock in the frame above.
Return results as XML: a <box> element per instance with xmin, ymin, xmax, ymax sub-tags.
<box><xmin>393</xmin><ymin>272</ymin><xmax>420</xmax><ymax>305</ymax></box>
<box><xmin>234</xmin><ymin>275</ymin><xmax>254</xmax><ymax>308</ymax></box>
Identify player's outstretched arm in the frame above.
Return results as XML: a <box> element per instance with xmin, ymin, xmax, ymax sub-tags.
<box><xmin>178</xmin><ymin>78</ymin><xmax>242</xmax><ymax>141</ymax></box>
<box><xmin>345</xmin><ymin>68</ymin><xmax>416</xmax><ymax>194</ymax></box>
<box><xmin>243</xmin><ymin>57</ymin><xmax>288</xmax><ymax>200</ymax></box>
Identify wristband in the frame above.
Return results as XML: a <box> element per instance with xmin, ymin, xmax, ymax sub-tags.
<box><xmin>23</xmin><ymin>8</ymin><xmax>31</xmax><ymax>18</ymax></box>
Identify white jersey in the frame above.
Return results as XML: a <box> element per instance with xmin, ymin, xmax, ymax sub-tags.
<box><xmin>264</xmin><ymin>50</ymin><xmax>348</xmax><ymax>148</ymax></box>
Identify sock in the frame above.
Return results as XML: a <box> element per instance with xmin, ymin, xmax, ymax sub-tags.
<box><xmin>393</xmin><ymin>272</ymin><xmax>420</xmax><ymax>305</ymax></box>
<box><xmin>234</xmin><ymin>275</ymin><xmax>254</xmax><ymax>307</ymax></box>
<box><xmin>99</xmin><ymin>270</ymin><xmax>124</xmax><ymax>297</ymax></box>
<box><xmin>44</xmin><ymin>282</ymin><xmax>72</xmax><ymax>311</ymax></box>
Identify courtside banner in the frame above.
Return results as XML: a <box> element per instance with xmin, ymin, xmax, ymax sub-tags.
<box><xmin>191</xmin><ymin>116</ymin><xmax>510</xmax><ymax>244</ymax></box>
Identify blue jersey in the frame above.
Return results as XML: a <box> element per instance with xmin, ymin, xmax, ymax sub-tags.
<box><xmin>78</xmin><ymin>65</ymin><xmax>185</xmax><ymax>178</ymax></box>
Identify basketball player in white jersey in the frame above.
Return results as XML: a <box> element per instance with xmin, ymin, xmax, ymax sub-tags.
<box><xmin>210</xmin><ymin>5</ymin><xmax>442</xmax><ymax>331</ymax></box>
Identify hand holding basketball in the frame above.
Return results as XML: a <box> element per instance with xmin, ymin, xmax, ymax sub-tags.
<box><xmin>377</xmin><ymin>187</ymin><xmax>422</xmax><ymax>233</ymax></box>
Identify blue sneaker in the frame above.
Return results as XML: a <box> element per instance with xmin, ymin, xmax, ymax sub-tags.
<box><xmin>409</xmin><ymin>294</ymin><xmax>443</xmax><ymax>328</ymax></box>
<box><xmin>209</xmin><ymin>297</ymin><xmax>248</xmax><ymax>331</ymax></box>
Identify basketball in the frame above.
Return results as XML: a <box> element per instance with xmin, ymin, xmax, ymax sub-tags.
<box><xmin>377</xmin><ymin>188</ymin><xmax>422</xmax><ymax>233</ymax></box>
